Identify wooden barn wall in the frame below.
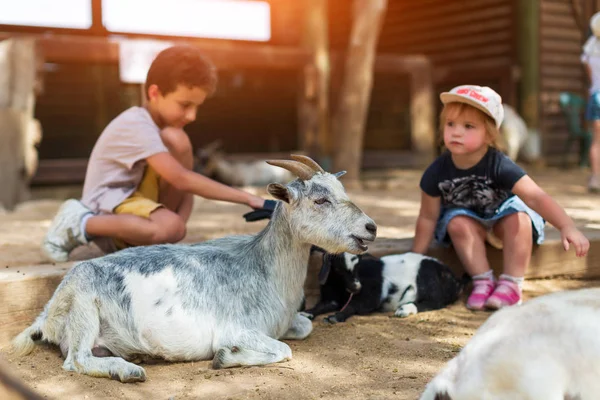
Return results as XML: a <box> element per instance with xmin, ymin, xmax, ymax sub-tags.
<box><xmin>17</xmin><ymin>1</ymin><xmax>307</xmax><ymax>163</ymax></box>
<box><xmin>34</xmin><ymin>63</ymin><xmax>301</xmax><ymax>160</ymax></box>
<box><xmin>377</xmin><ymin>0</ymin><xmax>517</xmax><ymax>100</ymax></box>
<box><xmin>539</xmin><ymin>0</ymin><xmax>595</xmax><ymax>160</ymax></box>
<box><xmin>328</xmin><ymin>0</ymin><xmax>517</xmax><ymax>153</ymax></box>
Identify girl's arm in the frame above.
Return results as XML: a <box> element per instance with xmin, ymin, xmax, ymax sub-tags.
<box><xmin>412</xmin><ymin>191</ymin><xmax>441</xmax><ymax>254</ymax></box>
<box><xmin>512</xmin><ymin>175</ymin><xmax>589</xmax><ymax>256</ymax></box>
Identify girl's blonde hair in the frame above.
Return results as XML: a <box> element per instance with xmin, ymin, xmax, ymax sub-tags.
<box><xmin>438</xmin><ymin>102</ymin><xmax>505</xmax><ymax>151</ymax></box>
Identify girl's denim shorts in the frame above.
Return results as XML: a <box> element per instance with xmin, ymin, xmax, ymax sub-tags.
<box><xmin>434</xmin><ymin>195</ymin><xmax>545</xmax><ymax>247</ymax></box>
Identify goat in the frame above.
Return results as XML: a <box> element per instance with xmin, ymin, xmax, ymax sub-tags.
<box><xmin>500</xmin><ymin>104</ymin><xmax>540</xmax><ymax>163</ymax></box>
<box><xmin>11</xmin><ymin>155</ymin><xmax>377</xmax><ymax>383</ymax></box>
<box><xmin>195</xmin><ymin>140</ymin><xmax>294</xmax><ymax>186</ymax></box>
<box><xmin>302</xmin><ymin>250</ymin><xmax>467</xmax><ymax>324</ymax></box>
<box><xmin>420</xmin><ymin>287</ymin><xmax>600</xmax><ymax>400</ymax></box>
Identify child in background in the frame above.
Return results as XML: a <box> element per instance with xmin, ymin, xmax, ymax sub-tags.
<box><xmin>411</xmin><ymin>85</ymin><xmax>589</xmax><ymax>311</ymax></box>
<box><xmin>581</xmin><ymin>11</ymin><xmax>600</xmax><ymax>192</ymax></box>
<box><xmin>42</xmin><ymin>45</ymin><xmax>269</xmax><ymax>262</ymax></box>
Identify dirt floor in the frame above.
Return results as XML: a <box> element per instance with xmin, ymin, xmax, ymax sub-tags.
<box><xmin>1</xmin><ymin>166</ymin><xmax>600</xmax><ymax>399</ymax></box>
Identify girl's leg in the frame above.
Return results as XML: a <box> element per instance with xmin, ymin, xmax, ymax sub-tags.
<box><xmin>446</xmin><ymin>216</ymin><xmax>490</xmax><ymax>276</ymax></box>
<box><xmin>446</xmin><ymin>216</ymin><xmax>495</xmax><ymax>311</ymax></box>
<box><xmin>492</xmin><ymin>212</ymin><xmax>532</xmax><ymax>278</ymax></box>
<box><xmin>485</xmin><ymin>212</ymin><xmax>532</xmax><ymax>309</ymax></box>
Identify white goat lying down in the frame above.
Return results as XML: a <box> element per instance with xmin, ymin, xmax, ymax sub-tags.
<box><xmin>12</xmin><ymin>155</ymin><xmax>377</xmax><ymax>383</ymax></box>
<box><xmin>195</xmin><ymin>140</ymin><xmax>294</xmax><ymax>186</ymax></box>
<box><xmin>421</xmin><ymin>287</ymin><xmax>600</xmax><ymax>400</ymax></box>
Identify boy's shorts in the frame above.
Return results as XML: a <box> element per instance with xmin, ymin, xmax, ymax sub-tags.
<box><xmin>112</xmin><ymin>166</ymin><xmax>164</xmax><ymax>249</ymax></box>
<box><xmin>586</xmin><ymin>91</ymin><xmax>600</xmax><ymax>121</ymax></box>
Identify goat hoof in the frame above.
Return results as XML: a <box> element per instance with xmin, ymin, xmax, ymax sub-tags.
<box><xmin>323</xmin><ymin>316</ymin><xmax>339</xmax><ymax>324</ymax></box>
<box><xmin>212</xmin><ymin>348</ymin><xmax>237</xmax><ymax>369</ymax></box>
<box><xmin>394</xmin><ymin>304</ymin><xmax>418</xmax><ymax>318</ymax></box>
<box><xmin>110</xmin><ymin>365</ymin><xmax>146</xmax><ymax>383</ymax></box>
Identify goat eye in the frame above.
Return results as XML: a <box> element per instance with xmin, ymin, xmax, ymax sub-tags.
<box><xmin>314</xmin><ymin>198</ymin><xmax>329</xmax><ymax>205</ymax></box>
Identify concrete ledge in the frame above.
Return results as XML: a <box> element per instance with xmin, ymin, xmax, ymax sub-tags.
<box><xmin>2</xmin><ymin>227</ymin><xmax>600</xmax><ymax>349</ymax></box>
<box><xmin>0</xmin><ymin>262</ymin><xmax>74</xmax><ymax>349</ymax></box>
<box><xmin>303</xmin><ymin>227</ymin><xmax>600</xmax><ymax>308</ymax></box>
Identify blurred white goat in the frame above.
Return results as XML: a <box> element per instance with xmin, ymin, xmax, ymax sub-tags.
<box><xmin>421</xmin><ymin>287</ymin><xmax>600</xmax><ymax>400</ymax></box>
<box><xmin>195</xmin><ymin>141</ymin><xmax>294</xmax><ymax>186</ymax></box>
<box><xmin>500</xmin><ymin>104</ymin><xmax>540</xmax><ymax>163</ymax></box>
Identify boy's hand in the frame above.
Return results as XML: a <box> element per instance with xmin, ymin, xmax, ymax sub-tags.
<box><xmin>561</xmin><ymin>226</ymin><xmax>590</xmax><ymax>257</ymax></box>
<box><xmin>243</xmin><ymin>200</ymin><xmax>278</xmax><ymax>222</ymax></box>
<box><xmin>248</xmin><ymin>195</ymin><xmax>267</xmax><ymax>210</ymax></box>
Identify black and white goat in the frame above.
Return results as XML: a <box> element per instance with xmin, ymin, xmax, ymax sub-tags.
<box><xmin>302</xmin><ymin>250</ymin><xmax>468</xmax><ymax>323</ymax></box>
<box><xmin>12</xmin><ymin>155</ymin><xmax>377</xmax><ymax>383</ymax></box>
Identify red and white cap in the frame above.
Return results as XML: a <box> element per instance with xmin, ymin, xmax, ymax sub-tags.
<box><xmin>440</xmin><ymin>85</ymin><xmax>504</xmax><ymax>128</ymax></box>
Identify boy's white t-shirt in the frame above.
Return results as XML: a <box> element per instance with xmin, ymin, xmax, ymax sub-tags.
<box><xmin>81</xmin><ymin>106</ymin><xmax>169</xmax><ymax>214</ymax></box>
<box><xmin>581</xmin><ymin>36</ymin><xmax>600</xmax><ymax>94</ymax></box>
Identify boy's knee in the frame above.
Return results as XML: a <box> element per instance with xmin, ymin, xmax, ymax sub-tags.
<box><xmin>149</xmin><ymin>217</ymin><xmax>187</xmax><ymax>244</ymax></box>
<box><xmin>161</xmin><ymin>128</ymin><xmax>193</xmax><ymax>168</ymax></box>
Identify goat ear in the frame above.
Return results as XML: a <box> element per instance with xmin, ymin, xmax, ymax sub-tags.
<box><xmin>267</xmin><ymin>183</ymin><xmax>291</xmax><ymax>203</ymax></box>
<box><xmin>318</xmin><ymin>254</ymin><xmax>331</xmax><ymax>285</ymax></box>
<box><xmin>334</xmin><ymin>171</ymin><xmax>347</xmax><ymax>179</ymax></box>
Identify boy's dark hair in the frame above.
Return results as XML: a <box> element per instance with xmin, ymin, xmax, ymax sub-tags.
<box><xmin>145</xmin><ymin>45</ymin><xmax>217</xmax><ymax>99</ymax></box>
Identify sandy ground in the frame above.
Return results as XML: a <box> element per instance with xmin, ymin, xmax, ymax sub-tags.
<box><xmin>1</xmin><ymin>166</ymin><xmax>600</xmax><ymax>399</ymax></box>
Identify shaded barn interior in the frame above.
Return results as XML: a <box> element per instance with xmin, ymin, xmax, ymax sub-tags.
<box><xmin>1</xmin><ymin>0</ymin><xmax>598</xmax><ymax>185</ymax></box>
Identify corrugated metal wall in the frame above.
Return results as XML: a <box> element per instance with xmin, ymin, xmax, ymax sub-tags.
<box><xmin>539</xmin><ymin>0</ymin><xmax>591</xmax><ymax>159</ymax></box>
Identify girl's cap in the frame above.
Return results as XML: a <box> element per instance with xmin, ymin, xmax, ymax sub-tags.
<box><xmin>440</xmin><ymin>85</ymin><xmax>504</xmax><ymax>128</ymax></box>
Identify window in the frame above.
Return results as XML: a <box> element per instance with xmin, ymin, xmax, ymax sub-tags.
<box><xmin>102</xmin><ymin>0</ymin><xmax>271</xmax><ymax>41</ymax></box>
<box><xmin>0</xmin><ymin>0</ymin><xmax>92</xmax><ymax>29</ymax></box>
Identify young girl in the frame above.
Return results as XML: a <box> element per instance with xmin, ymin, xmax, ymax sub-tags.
<box><xmin>411</xmin><ymin>85</ymin><xmax>590</xmax><ymax>311</ymax></box>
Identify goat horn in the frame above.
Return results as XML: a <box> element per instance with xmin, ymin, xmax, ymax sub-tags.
<box><xmin>266</xmin><ymin>160</ymin><xmax>315</xmax><ymax>181</ymax></box>
<box><xmin>290</xmin><ymin>154</ymin><xmax>325</xmax><ymax>173</ymax></box>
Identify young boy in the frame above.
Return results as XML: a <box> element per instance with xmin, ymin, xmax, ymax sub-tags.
<box><xmin>42</xmin><ymin>45</ymin><xmax>268</xmax><ymax>262</ymax></box>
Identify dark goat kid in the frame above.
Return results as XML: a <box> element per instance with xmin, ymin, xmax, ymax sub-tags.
<box><xmin>302</xmin><ymin>250</ymin><xmax>469</xmax><ymax>324</ymax></box>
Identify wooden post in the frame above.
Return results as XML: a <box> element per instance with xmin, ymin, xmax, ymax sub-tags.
<box><xmin>298</xmin><ymin>0</ymin><xmax>331</xmax><ymax>168</ymax></box>
<box><xmin>0</xmin><ymin>38</ymin><xmax>41</xmax><ymax>210</ymax></box>
<box><xmin>407</xmin><ymin>58</ymin><xmax>436</xmax><ymax>165</ymax></box>
<box><xmin>332</xmin><ymin>0</ymin><xmax>387</xmax><ymax>184</ymax></box>
<box><xmin>517</xmin><ymin>1</ymin><xmax>540</xmax><ymax>130</ymax></box>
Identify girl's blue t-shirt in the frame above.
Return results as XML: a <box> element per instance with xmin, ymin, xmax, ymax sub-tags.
<box><xmin>419</xmin><ymin>148</ymin><xmax>526</xmax><ymax>218</ymax></box>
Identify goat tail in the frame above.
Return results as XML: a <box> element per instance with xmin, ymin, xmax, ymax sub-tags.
<box><xmin>12</xmin><ymin>272</ymin><xmax>76</xmax><ymax>356</ymax></box>
<box><xmin>11</xmin><ymin>323</ymin><xmax>42</xmax><ymax>356</ymax></box>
